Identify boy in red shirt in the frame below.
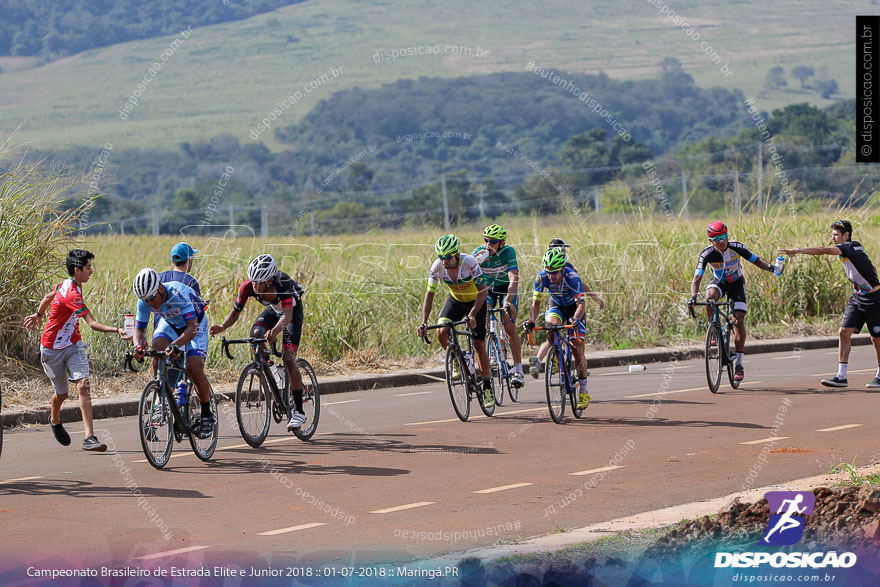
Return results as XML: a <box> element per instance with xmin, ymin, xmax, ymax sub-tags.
<box><xmin>24</xmin><ymin>250</ymin><xmax>128</xmax><ymax>451</ymax></box>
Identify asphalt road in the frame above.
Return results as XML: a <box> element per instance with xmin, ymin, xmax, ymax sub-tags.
<box><xmin>1</xmin><ymin>344</ymin><xmax>878</xmax><ymax>574</ymax></box>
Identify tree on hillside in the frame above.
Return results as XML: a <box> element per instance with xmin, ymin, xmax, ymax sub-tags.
<box><xmin>791</xmin><ymin>66</ymin><xmax>815</xmax><ymax>88</ymax></box>
<box><xmin>764</xmin><ymin>66</ymin><xmax>787</xmax><ymax>90</ymax></box>
<box><xmin>658</xmin><ymin>56</ymin><xmax>682</xmax><ymax>77</ymax></box>
<box><xmin>816</xmin><ymin>79</ymin><xmax>839</xmax><ymax>99</ymax></box>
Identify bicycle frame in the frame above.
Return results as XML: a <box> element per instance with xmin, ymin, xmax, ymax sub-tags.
<box><xmin>487</xmin><ymin>307</ymin><xmax>512</xmax><ymax>379</ymax></box>
<box><xmin>692</xmin><ymin>300</ymin><xmax>736</xmax><ymax>361</ymax></box>
<box><xmin>526</xmin><ymin>324</ymin><xmax>578</xmax><ymax>393</ymax></box>
<box><xmin>221</xmin><ymin>337</ymin><xmax>287</xmax><ymax>410</ymax></box>
<box><xmin>422</xmin><ymin>320</ymin><xmax>480</xmax><ymax>390</ymax></box>
<box><xmin>125</xmin><ymin>350</ymin><xmax>192</xmax><ymax>433</ymax></box>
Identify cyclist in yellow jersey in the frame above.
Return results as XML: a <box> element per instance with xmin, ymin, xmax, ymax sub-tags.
<box><xmin>418</xmin><ymin>234</ymin><xmax>495</xmax><ymax>408</ymax></box>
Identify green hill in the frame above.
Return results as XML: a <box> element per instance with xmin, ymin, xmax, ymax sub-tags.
<box><xmin>0</xmin><ymin>0</ymin><xmax>860</xmax><ymax>150</ymax></box>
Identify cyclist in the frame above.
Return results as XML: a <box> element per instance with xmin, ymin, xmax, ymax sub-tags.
<box><xmin>688</xmin><ymin>221</ymin><xmax>776</xmax><ymax>383</ymax></box>
<box><xmin>529</xmin><ymin>238</ymin><xmax>575</xmax><ymax>378</ymax></box>
<box><xmin>417</xmin><ymin>234</ymin><xmax>495</xmax><ymax>409</ymax></box>
<box><xmin>524</xmin><ymin>248</ymin><xmax>605</xmax><ymax>410</ymax></box>
<box><xmin>209</xmin><ymin>254</ymin><xmax>308</xmax><ymax>430</ymax></box>
<box><xmin>132</xmin><ymin>268</ymin><xmax>215</xmax><ymax>438</ymax></box>
<box><xmin>472</xmin><ymin>224</ymin><xmax>525</xmax><ymax>388</ymax></box>
<box><xmin>780</xmin><ymin>220</ymin><xmax>880</xmax><ymax>388</ymax></box>
<box><xmin>23</xmin><ymin>250</ymin><xmax>128</xmax><ymax>451</ymax></box>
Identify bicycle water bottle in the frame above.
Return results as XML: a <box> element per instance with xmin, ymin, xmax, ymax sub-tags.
<box><xmin>175</xmin><ymin>381</ymin><xmax>188</xmax><ymax>407</ymax></box>
<box><xmin>465</xmin><ymin>352</ymin><xmax>475</xmax><ymax>375</ymax></box>
<box><xmin>773</xmin><ymin>255</ymin><xmax>786</xmax><ymax>277</ymax></box>
<box><xmin>273</xmin><ymin>365</ymin><xmax>286</xmax><ymax>388</ymax></box>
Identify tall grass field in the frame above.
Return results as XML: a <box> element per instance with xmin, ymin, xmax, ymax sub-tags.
<box><xmin>57</xmin><ymin>209</ymin><xmax>872</xmax><ymax>375</ymax></box>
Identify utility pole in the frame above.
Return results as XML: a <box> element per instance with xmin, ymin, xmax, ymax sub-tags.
<box><xmin>681</xmin><ymin>171</ymin><xmax>689</xmax><ymax>220</ymax></box>
<box><xmin>441</xmin><ymin>173</ymin><xmax>450</xmax><ymax>230</ymax></box>
<box><xmin>310</xmin><ymin>212</ymin><xmax>316</xmax><ymax>236</ymax></box>
<box><xmin>152</xmin><ymin>209</ymin><xmax>159</xmax><ymax>236</ymax></box>
<box><xmin>261</xmin><ymin>205</ymin><xmax>269</xmax><ymax>238</ymax></box>
<box><xmin>734</xmin><ymin>172</ymin><xmax>741</xmax><ymax>215</ymax></box>
<box><xmin>757</xmin><ymin>142</ymin><xmax>763</xmax><ymax>214</ymax></box>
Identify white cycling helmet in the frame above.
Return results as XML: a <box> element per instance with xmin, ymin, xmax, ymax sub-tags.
<box><xmin>133</xmin><ymin>268</ymin><xmax>160</xmax><ymax>300</ymax></box>
<box><xmin>247</xmin><ymin>254</ymin><xmax>277</xmax><ymax>283</ymax></box>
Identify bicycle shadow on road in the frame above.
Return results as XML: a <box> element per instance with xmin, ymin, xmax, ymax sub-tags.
<box><xmin>0</xmin><ymin>478</ymin><xmax>207</xmax><ymax>498</ymax></box>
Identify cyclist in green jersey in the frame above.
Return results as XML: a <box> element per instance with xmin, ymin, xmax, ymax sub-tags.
<box><xmin>418</xmin><ymin>234</ymin><xmax>495</xmax><ymax>409</ymax></box>
<box><xmin>472</xmin><ymin>224</ymin><xmax>525</xmax><ymax>388</ymax></box>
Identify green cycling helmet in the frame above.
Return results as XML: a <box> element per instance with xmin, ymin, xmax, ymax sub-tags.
<box><xmin>542</xmin><ymin>248</ymin><xmax>567</xmax><ymax>271</ymax></box>
<box><xmin>434</xmin><ymin>234</ymin><xmax>460</xmax><ymax>257</ymax></box>
<box><xmin>482</xmin><ymin>224</ymin><xmax>507</xmax><ymax>240</ymax></box>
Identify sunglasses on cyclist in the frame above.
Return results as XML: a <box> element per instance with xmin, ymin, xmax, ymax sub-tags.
<box><xmin>438</xmin><ymin>254</ymin><xmax>455</xmax><ymax>260</ymax></box>
<box><xmin>709</xmin><ymin>234</ymin><xmax>728</xmax><ymax>242</ymax></box>
<box><xmin>484</xmin><ymin>238</ymin><xmax>501</xmax><ymax>245</ymax></box>
<box><xmin>144</xmin><ymin>294</ymin><xmax>157</xmax><ymax>302</ymax></box>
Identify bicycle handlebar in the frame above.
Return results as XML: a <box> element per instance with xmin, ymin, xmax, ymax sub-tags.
<box><xmin>687</xmin><ymin>299</ymin><xmax>733</xmax><ymax>318</ymax></box>
<box><xmin>124</xmin><ymin>348</ymin><xmax>184</xmax><ymax>373</ymax></box>
<box><xmin>219</xmin><ymin>336</ymin><xmax>280</xmax><ymax>359</ymax></box>
<box><xmin>524</xmin><ymin>323</ymin><xmax>574</xmax><ymax>346</ymax></box>
<box><xmin>419</xmin><ymin>319</ymin><xmax>473</xmax><ymax>344</ymax></box>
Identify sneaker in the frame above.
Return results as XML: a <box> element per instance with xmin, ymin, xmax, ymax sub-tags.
<box><xmin>196</xmin><ymin>414</ymin><xmax>215</xmax><ymax>439</ymax></box>
<box><xmin>734</xmin><ymin>365</ymin><xmax>745</xmax><ymax>382</ymax></box>
<box><xmin>287</xmin><ymin>411</ymin><xmax>307</xmax><ymax>430</ymax></box>
<box><xmin>482</xmin><ymin>388</ymin><xmax>495</xmax><ymax>408</ymax></box>
<box><xmin>577</xmin><ymin>391</ymin><xmax>591</xmax><ymax>410</ymax></box>
<box><xmin>529</xmin><ymin>357</ymin><xmax>541</xmax><ymax>379</ymax></box>
<box><xmin>50</xmin><ymin>421</ymin><xmax>71</xmax><ymax>447</ymax></box>
<box><xmin>510</xmin><ymin>372</ymin><xmax>525</xmax><ymax>388</ymax></box>
<box><xmin>820</xmin><ymin>376</ymin><xmax>848</xmax><ymax>388</ymax></box>
<box><xmin>82</xmin><ymin>435</ymin><xmax>107</xmax><ymax>452</ymax></box>
<box><xmin>451</xmin><ymin>360</ymin><xmax>461</xmax><ymax>380</ymax></box>
<box><xmin>866</xmin><ymin>377</ymin><xmax>880</xmax><ymax>389</ymax></box>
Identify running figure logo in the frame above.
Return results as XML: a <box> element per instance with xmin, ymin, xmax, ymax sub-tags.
<box><xmin>760</xmin><ymin>491</ymin><xmax>816</xmax><ymax>545</ymax></box>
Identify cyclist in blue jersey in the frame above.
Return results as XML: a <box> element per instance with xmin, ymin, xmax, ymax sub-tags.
<box><xmin>780</xmin><ymin>220</ymin><xmax>880</xmax><ymax>388</ymax></box>
<box><xmin>529</xmin><ymin>238</ymin><xmax>576</xmax><ymax>378</ymax></box>
<box><xmin>132</xmin><ymin>268</ymin><xmax>215</xmax><ymax>438</ymax></box>
<box><xmin>688</xmin><ymin>221</ymin><xmax>776</xmax><ymax>383</ymax></box>
<box><xmin>523</xmin><ymin>248</ymin><xmax>605</xmax><ymax>410</ymax></box>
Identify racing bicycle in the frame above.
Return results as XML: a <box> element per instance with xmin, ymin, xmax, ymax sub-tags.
<box><xmin>421</xmin><ymin>320</ymin><xmax>496</xmax><ymax>421</ymax></box>
<box><xmin>220</xmin><ymin>336</ymin><xmax>319</xmax><ymax>446</ymax></box>
<box><xmin>487</xmin><ymin>306</ymin><xmax>517</xmax><ymax>404</ymax></box>
<box><xmin>525</xmin><ymin>323</ymin><xmax>585</xmax><ymax>423</ymax></box>
<box><xmin>125</xmin><ymin>347</ymin><xmax>219</xmax><ymax>468</ymax></box>
<box><xmin>689</xmin><ymin>299</ymin><xmax>741</xmax><ymax>393</ymax></box>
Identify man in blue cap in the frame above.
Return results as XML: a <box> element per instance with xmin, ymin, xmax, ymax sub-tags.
<box><xmin>151</xmin><ymin>242</ymin><xmax>214</xmax><ymax>436</ymax></box>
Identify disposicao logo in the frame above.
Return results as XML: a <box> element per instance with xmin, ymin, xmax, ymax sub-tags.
<box><xmin>760</xmin><ymin>491</ymin><xmax>815</xmax><ymax>546</ymax></box>
<box><xmin>714</xmin><ymin>491</ymin><xmax>857</xmax><ymax>569</ymax></box>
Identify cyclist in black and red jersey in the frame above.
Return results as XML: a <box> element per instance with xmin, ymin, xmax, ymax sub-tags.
<box><xmin>688</xmin><ymin>221</ymin><xmax>776</xmax><ymax>383</ymax></box>
<box><xmin>209</xmin><ymin>254</ymin><xmax>308</xmax><ymax>430</ymax></box>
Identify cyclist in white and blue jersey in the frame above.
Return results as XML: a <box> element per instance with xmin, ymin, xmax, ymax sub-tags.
<box><xmin>524</xmin><ymin>248</ymin><xmax>605</xmax><ymax>410</ymax></box>
<box><xmin>688</xmin><ymin>221</ymin><xmax>776</xmax><ymax>383</ymax></box>
<box><xmin>132</xmin><ymin>267</ymin><xmax>215</xmax><ymax>438</ymax></box>
<box><xmin>529</xmin><ymin>238</ymin><xmax>577</xmax><ymax>378</ymax></box>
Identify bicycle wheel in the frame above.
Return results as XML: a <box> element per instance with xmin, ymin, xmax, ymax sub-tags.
<box><xmin>487</xmin><ymin>334</ymin><xmax>505</xmax><ymax>407</ymax></box>
<box><xmin>569</xmin><ymin>356</ymin><xmax>585</xmax><ymax>419</ymax></box>
<box><xmin>138</xmin><ymin>381</ymin><xmax>173</xmax><ymax>469</ymax></box>
<box><xmin>236</xmin><ymin>363</ymin><xmax>271</xmax><ymax>447</ymax></box>
<box><xmin>446</xmin><ymin>346</ymin><xmax>470</xmax><ymax>421</ymax></box>
<box><xmin>293</xmin><ymin>358</ymin><xmax>320</xmax><ymax>441</ymax></box>
<box><xmin>188</xmin><ymin>383</ymin><xmax>218</xmax><ymax>461</ymax></box>
<box><xmin>725</xmin><ymin>330</ymin><xmax>741</xmax><ymax>390</ymax></box>
<box><xmin>705</xmin><ymin>323</ymin><xmax>723</xmax><ymax>393</ymax></box>
<box><xmin>478</xmin><ymin>375</ymin><xmax>497</xmax><ymax>418</ymax></box>
<box><xmin>545</xmin><ymin>347</ymin><xmax>566</xmax><ymax>423</ymax></box>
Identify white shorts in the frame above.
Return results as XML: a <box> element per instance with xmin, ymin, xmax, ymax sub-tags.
<box><xmin>40</xmin><ymin>341</ymin><xmax>90</xmax><ymax>395</ymax></box>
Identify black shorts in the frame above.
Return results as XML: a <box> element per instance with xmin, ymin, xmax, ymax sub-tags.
<box><xmin>486</xmin><ymin>282</ymin><xmax>519</xmax><ymax>312</ymax></box>
<box><xmin>707</xmin><ymin>277</ymin><xmax>747</xmax><ymax>313</ymax></box>
<box><xmin>841</xmin><ymin>290</ymin><xmax>880</xmax><ymax>337</ymax></box>
<box><xmin>438</xmin><ymin>295</ymin><xmax>487</xmax><ymax>341</ymax></box>
<box><xmin>254</xmin><ymin>302</ymin><xmax>304</xmax><ymax>353</ymax></box>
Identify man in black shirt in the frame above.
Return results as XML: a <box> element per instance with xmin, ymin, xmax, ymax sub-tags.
<box><xmin>780</xmin><ymin>220</ymin><xmax>880</xmax><ymax>388</ymax></box>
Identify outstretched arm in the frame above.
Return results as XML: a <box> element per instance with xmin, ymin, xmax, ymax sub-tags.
<box><xmin>779</xmin><ymin>246</ymin><xmax>839</xmax><ymax>257</ymax></box>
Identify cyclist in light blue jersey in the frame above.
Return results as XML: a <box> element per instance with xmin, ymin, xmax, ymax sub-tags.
<box><xmin>132</xmin><ymin>268</ymin><xmax>215</xmax><ymax>438</ymax></box>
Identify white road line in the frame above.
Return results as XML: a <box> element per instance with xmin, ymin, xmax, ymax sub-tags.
<box><xmin>257</xmin><ymin>522</ymin><xmax>327</xmax><ymax>535</ymax></box>
<box><xmin>370</xmin><ymin>501</ymin><xmax>435</xmax><ymax>514</ymax></box>
<box><xmin>809</xmin><ymin>368</ymin><xmax>874</xmax><ymax>377</ymax></box>
<box><xmin>404</xmin><ymin>407</ymin><xmax>545</xmax><ymax>426</ymax></box>
<box><xmin>0</xmin><ymin>476</ymin><xmax>45</xmax><ymax>484</ymax></box>
<box><xmin>569</xmin><ymin>465</ymin><xmax>624</xmax><ymax>476</ymax></box>
<box><xmin>816</xmin><ymin>424</ymin><xmax>862</xmax><ymax>432</ymax></box>
<box><xmin>739</xmin><ymin>436</ymin><xmax>789</xmax><ymax>445</ymax></box>
<box><xmin>685</xmin><ymin>451</ymin><xmax>708</xmax><ymax>456</ymax></box>
<box><xmin>771</xmin><ymin>355</ymin><xmax>803</xmax><ymax>360</ymax></box>
<box><xmin>134</xmin><ymin>545</ymin><xmax>210</xmax><ymax>560</ymax></box>
<box><xmin>626</xmin><ymin>381</ymin><xmax>765</xmax><ymax>399</ymax></box>
<box><xmin>473</xmin><ymin>482</ymin><xmax>533</xmax><ymax>494</ymax></box>
<box><xmin>394</xmin><ymin>391</ymin><xmax>435</xmax><ymax>397</ymax></box>
<box><xmin>325</xmin><ymin>399</ymin><xmax>361</xmax><ymax>406</ymax></box>
<box><xmin>70</xmin><ymin>429</ymin><xmax>108</xmax><ymax>435</ymax></box>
